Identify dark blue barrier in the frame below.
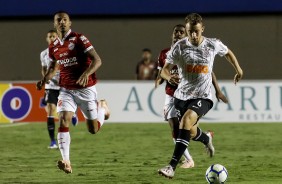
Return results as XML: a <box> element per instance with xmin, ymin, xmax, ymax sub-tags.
<box><xmin>1</xmin><ymin>0</ymin><xmax>281</xmax><ymax>17</ymax></box>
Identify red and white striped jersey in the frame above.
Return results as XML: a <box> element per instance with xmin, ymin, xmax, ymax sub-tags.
<box><xmin>157</xmin><ymin>47</ymin><xmax>178</xmax><ymax>97</ymax></box>
<box><xmin>49</xmin><ymin>29</ymin><xmax>97</xmax><ymax>90</ymax></box>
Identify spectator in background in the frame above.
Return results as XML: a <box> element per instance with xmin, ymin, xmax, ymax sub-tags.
<box><xmin>136</xmin><ymin>48</ymin><xmax>157</xmax><ymax>80</ymax></box>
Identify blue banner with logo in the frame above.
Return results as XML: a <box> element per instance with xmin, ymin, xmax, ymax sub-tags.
<box><xmin>1</xmin><ymin>0</ymin><xmax>281</xmax><ymax>17</ymax></box>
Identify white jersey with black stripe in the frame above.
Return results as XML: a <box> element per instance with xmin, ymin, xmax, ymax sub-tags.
<box><xmin>165</xmin><ymin>37</ymin><xmax>228</xmax><ymax>101</ymax></box>
<box><xmin>40</xmin><ymin>48</ymin><xmax>60</xmax><ymax>90</ymax></box>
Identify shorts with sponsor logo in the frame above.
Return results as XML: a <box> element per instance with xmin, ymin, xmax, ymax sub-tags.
<box><xmin>174</xmin><ymin>98</ymin><xmax>213</xmax><ymax>121</ymax></box>
<box><xmin>43</xmin><ymin>89</ymin><xmax>60</xmax><ymax>105</ymax></box>
<box><xmin>57</xmin><ymin>86</ymin><xmax>98</xmax><ymax>120</ymax></box>
<box><xmin>163</xmin><ymin>94</ymin><xmax>177</xmax><ymax>121</ymax></box>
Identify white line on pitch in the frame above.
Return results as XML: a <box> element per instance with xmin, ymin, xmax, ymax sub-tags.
<box><xmin>0</xmin><ymin>123</ymin><xmax>29</xmax><ymax>128</ymax></box>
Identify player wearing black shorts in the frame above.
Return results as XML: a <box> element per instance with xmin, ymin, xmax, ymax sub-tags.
<box><xmin>174</xmin><ymin>98</ymin><xmax>213</xmax><ymax>123</ymax></box>
<box><xmin>158</xmin><ymin>13</ymin><xmax>243</xmax><ymax>178</ymax></box>
<box><xmin>42</xmin><ymin>89</ymin><xmax>60</xmax><ymax>106</ymax></box>
<box><xmin>40</xmin><ymin>30</ymin><xmax>61</xmax><ymax>149</ymax></box>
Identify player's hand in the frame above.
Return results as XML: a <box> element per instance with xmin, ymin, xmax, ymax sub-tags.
<box><xmin>76</xmin><ymin>73</ymin><xmax>89</xmax><ymax>87</ymax></box>
<box><xmin>36</xmin><ymin>80</ymin><xmax>44</xmax><ymax>90</ymax></box>
<box><xmin>216</xmin><ymin>92</ymin><xmax>228</xmax><ymax>104</ymax></box>
<box><xmin>168</xmin><ymin>74</ymin><xmax>180</xmax><ymax>86</ymax></box>
<box><xmin>155</xmin><ymin>78</ymin><xmax>164</xmax><ymax>89</ymax></box>
<box><xmin>234</xmin><ymin>70</ymin><xmax>243</xmax><ymax>85</ymax></box>
<box><xmin>50</xmin><ymin>79</ymin><xmax>58</xmax><ymax>85</ymax></box>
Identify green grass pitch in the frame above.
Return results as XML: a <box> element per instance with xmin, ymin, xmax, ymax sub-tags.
<box><xmin>0</xmin><ymin>122</ymin><xmax>282</xmax><ymax>184</ymax></box>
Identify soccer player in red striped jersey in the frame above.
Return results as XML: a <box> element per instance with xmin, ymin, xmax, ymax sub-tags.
<box><xmin>37</xmin><ymin>11</ymin><xmax>110</xmax><ymax>174</ymax></box>
<box><xmin>40</xmin><ymin>30</ymin><xmax>79</xmax><ymax>150</ymax></box>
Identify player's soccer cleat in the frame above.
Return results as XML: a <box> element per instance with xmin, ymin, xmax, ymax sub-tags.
<box><xmin>205</xmin><ymin>131</ymin><xmax>215</xmax><ymax>157</ymax></box>
<box><xmin>57</xmin><ymin>160</ymin><xmax>72</xmax><ymax>174</ymax></box>
<box><xmin>180</xmin><ymin>158</ymin><xmax>195</xmax><ymax>169</ymax></box>
<box><xmin>71</xmin><ymin>115</ymin><xmax>78</xmax><ymax>126</ymax></box>
<box><xmin>158</xmin><ymin>165</ymin><xmax>174</xmax><ymax>179</ymax></box>
<box><xmin>99</xmin><ymin>99</ymin><xmax>110</xmax><ymax>120</ymax></box>
<box><xmin>48</xmin><ymin>140</ymin><xmax>58</xmax><ymax>149</ymax></box>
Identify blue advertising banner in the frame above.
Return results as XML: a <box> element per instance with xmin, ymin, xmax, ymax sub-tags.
<box><xmin>1</xmin><ymin>0</ymin><xmax>281</xmax><ymax>17</ymax></box>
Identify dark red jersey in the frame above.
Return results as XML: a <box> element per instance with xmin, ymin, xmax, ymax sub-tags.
<box><xmin>49</xmin><ymin>30</ymin><xmax>97</xmax><ymax>89</ymax></box>
<box><xmin>158</xmin><ymin>48</ymin><xmax>178</xmax><ymax>96</ymax></box>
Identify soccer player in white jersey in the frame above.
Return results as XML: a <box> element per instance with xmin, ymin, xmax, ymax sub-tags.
<box><xmin>40</xmin><ymin>30</ymin><xmax>78</xmax><ymax>149</ymax></box>
<box><xmin>155</xmin><ymin>24</ymin><xmax>228</xmax><ymax>169</ymax></box>
<box><xmin>158</xmin><ymin>13</ymin><xmax>243</xmax><ymax>179</ymax></box>
<box><xmin>37</xmin><ymin>11</ymin><xmax>110</xmax><ymax>174</ymax></box>
<box><xmin>155</xmin><ymin>24</ymin><xmax>194</xmax><ymax>169</ymax></box>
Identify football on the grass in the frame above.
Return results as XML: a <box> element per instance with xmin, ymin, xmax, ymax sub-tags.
<box><xmin>205</xmin><ymin>164</ymin><xmax>228</xmax><ymax>184</ymax></box>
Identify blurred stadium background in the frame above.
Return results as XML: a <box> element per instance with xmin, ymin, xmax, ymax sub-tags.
<box><xmin>0</xmin><ymin>0</ymin><xmax>282</xmax><ymax>183</ymax></box>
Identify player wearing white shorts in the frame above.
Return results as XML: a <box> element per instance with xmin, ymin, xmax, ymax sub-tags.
<box><xmin>40</xmin><ymin>30</ymin><xmax>79</xmax><ymax>149</ymax></box>
<box><xmin>37</xmin><ymin>11</ymin><xmax>110</xmax><ymax>174</ymax></box>
<box><xmin>158</xmin><ymin>13</ymin><xmax>243</xmax><ymax>179</ymax></box>
<box><xmin>156</xmin><ymin>24</ymin><xmax>228</xmax><ymax>169</ymax></box>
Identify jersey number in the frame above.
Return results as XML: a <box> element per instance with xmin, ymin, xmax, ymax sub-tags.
<box><xmin>197</xmin><ymin>100</ymin><xmax>202</xmax><ymax>107</ymax></box>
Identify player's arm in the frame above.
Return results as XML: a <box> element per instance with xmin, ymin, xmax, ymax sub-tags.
<box><xmin>76</xmin><ymin>48</ymin><xmax>102</xmax><ymax>87</ymax></box>
<box><xmin>36</xmin><ymin>60</ymin><xmax>59</xmax><ymax>90</ymax></box>
<box><xmin>155</xmin><ymin>52</ymin><xmax>165</xmax><ymax>88</ymax></box>
<box><xmin>41</xmin><ymin>66</ymin><xmax>47</xmax><ymax>77</ymax></box>
<box><xmin>155</xmin><ymin>69</ymin><xmax>164</xmax><ymax>88</ymax></box>
<box><xmin>212</xmin><ymin>72</ymin><xmax>228</xmax><ymax>103</ymax></box>
<box><xmin>224</xmin><ymin>49</ymin><xmax>243</xmax><ymax>84</ymax></box>
<box><xmin>152</xmin><ymin>64</ymin><xmax>158</xmax><ymax>80</ymax></box>
<box><xmin>160</xmin><ymin>62</ymin><xmax>179</xmax><ymax>86</ymax></box>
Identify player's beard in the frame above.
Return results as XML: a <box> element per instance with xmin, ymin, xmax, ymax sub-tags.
<box><xmin>59</xmin><ymin>26</ymin><xmax>68</xmax><ymax>37</ymax></box>
<box><xmin>60</xmin><ymin>27</ymin><xmax>66</xmax><ymax>33</ymax></box>
<box><xmin>191</xmin><ymin>38</ymin><xmax>199</xmax><ymax>46</ymax></box>
<box><xmin>173</xmin><ymin>37</ymin><xmax>180</xmax><ymax>44</ymax></box>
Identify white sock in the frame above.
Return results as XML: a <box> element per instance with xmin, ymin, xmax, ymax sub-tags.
<box><xmin>173</xmin><ymin>138</ymin><xmax>192</xmax><ymax>160</ymax></box>
<box><xmin>183</xmin><ymin>149</ymin><xmax>192</xmax><ymax>160</ymax></box>
<box><xmin>97</xmin><ymin>107</ymin><xmax>106</xmax><ymax>128</ymax></box>
<box><xmin>57</xmin><ymin>131</ymin><xmax>71</xmax><ymax>161</ymax></box>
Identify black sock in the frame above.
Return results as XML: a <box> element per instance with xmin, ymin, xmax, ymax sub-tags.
<box><xmin>47</xmin><ymin>117</ymin><xmax>55</xmax><ymax>141</ymax></box>
<box><xmin>192</xmin><ymin>127</ymin><xmax>209</xmax><ymax>145</ymax></box>
<box><xmin>172</xmin><ymin>122</ymin><xmax>179</xmax><ymax>139</ymax></box>
<box><xmin>169</xmin><ymin>129</ymin><xmax>191</xmax><ymax>170</ymax></box>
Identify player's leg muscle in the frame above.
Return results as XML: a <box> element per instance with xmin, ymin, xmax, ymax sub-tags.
<box><xmin>47</xmin><ymin>103</ymin><xmax>57</xmax><ymax>116</ymax></box>
<box><xmin>168</xmin><ymin>117</ymin><xmax>179</xmax><ymax>138</ymax></box>
<box><xmin>190</xmin><ymin>124</ymin><xmax>198</xmax><ymax>138</ymax></box>
<box><xmin>86</xmin><ymin>119</ymin><xmax>100</xmax><ymax>134</ymax></box>
<box><xmin>59</xmin><ymin>111</ymin><xmax>73</xmax><ymax>128</ymax></box>
<box><xmin>180</xmin><ymin>109</ymin><xmax>198</xmax><ymax>130</ymax></box>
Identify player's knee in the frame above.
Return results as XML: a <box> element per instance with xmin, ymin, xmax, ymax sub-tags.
<box><xmin>86</xmin><ymin>120</ymin><xmax>99</xmax><ymax>134</ymax></box>
<box><xmin>59</xmin><ymin>113</ymin><xmax>71</xmax><ymax>127</ymax></box>
<box><xmin>88</xmin><ymin>127</ymin><xmax>97</xmax><ymax>134</ymax></box>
